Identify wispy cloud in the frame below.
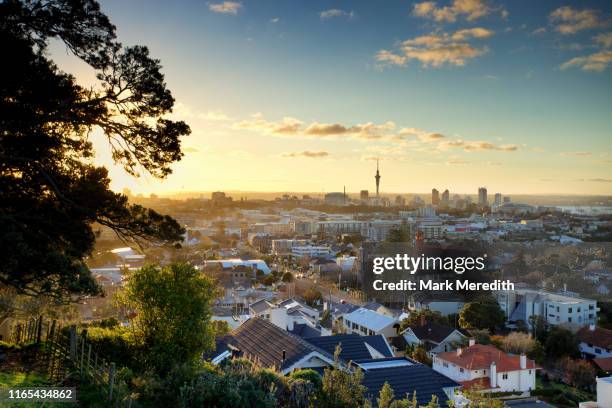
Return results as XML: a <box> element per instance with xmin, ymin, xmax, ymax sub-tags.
<box><xmin>281</xmin><ymin>151</ymin><xmax>330</xmax><ymax>158</ymax></box>
<box><xmin>376</xmin><ymin>28</ymin><xmax>493</xmax><ymax>68</ymax></box>
<box><xmin>560</xmin><ymin>32</ymin><xmax>612</xmax><ymax>72</ymax></box>
<box><xmin>412</xmin><ymin>0</ymin><xmax>506</xmax><ymax>23</ymax></box>
<box><xmin>320</xmin><ymin>9</ymin><xmax>354</xmax><ymax>20</ymax></box>
<box><xmin>560</xmin><ymin>151</ymin><xmax>592</xmax><ymax>157</ymax></box>
<box><xmin>549</xmin><ymin>6</ymin><xmax>606</xmax><ymax>35</ymax></box>
<box><xmin>209</xmin><ymin>1</ymin><xmax>242</xmax><ymax>15</ymax></box>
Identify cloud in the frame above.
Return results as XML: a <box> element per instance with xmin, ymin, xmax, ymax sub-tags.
<box><xmin>270</xmin><ymin>17</ymin><xmax>280</xmax><ymax>23</ymax></box>
<box><xmin>320</xmin><ymin>9</ymin><xmax>354</xmax><ymax>20</ymax></box>
<box><xmin>531</xmin><ymin>27</ymin><xmax>547</xmax><ymax>35</ymax></box>
<box><xmin>549</xmin><ymin>6</ymin><xmax>606</xmax><ymax>35</ymax></box>
<box><xmin>437</xmin><ymin>139</ymin><xmax>518</xmax><ymax>152</ymax></box>
<box><xmin>560</xmin><ymin>31</ymin><xmax>612</xmax><ymax>72</ymax></box>
<box><xmin>200</xmin><ymin>110</ymin><xmax>231</xmax><ymax>121</ymax></box>
<box><xmin>209</xmin><ymin>1</ymin><xmax>242</xmax><ymax>15</ymax></box>
<box><xmin>281</xmin><ymin>151</ymin><xmax>330</xmax><ymax>158</ymax></box>
<box><xmin>376</xmin><ymin>28</ymin><xmax>492</xmax><ymax>68</ymax></box>
<box><xmin>303</xmin><ymin>121</ymin><xmax>396</xmax><ymax>140</ymax></box>
<box><xmin>560</xmin><ymin>51</ymin><xmax>612</xmax><ymax>71</ymax></box>
<box><xmin>560</xmin><ymin>151</ymin><xmax>592</xmax><ymax>157</ymax></box>
<box><xmin>446</xmin><ymin>160</ymin><xmax>470</xmax><ymax>165</ymax></box>
<box><xmin>234</xmin><ymin>113</ymin><xmax>302</xmax><ymax>135</ymax></box>
<box><xmin>412</xmin><ymin>0</ymin><xmax>504</xmax><ymax>23</ymax></box>
<box><xmin>589</xmin><ymin>178</ymin><xmax>612</xmax><ymax>183</ymax></box>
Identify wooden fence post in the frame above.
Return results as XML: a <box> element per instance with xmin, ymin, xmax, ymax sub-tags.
<box><xmin>108</xmin><ymin>362</ymin><xmax>116</xmax><ymax>401</ymax></box>
<box><xmin>48</xmin><ymin>320</ymin><xmax>56</xmax><ymax>342</ymax></box>
<box><xmin>87</xmin><ymin>344</ymin><xmax>92</xmax><ymax>374</ymax></box>
<box><xmin>36</xmin><ymin>316</ymin><xmax>43</xmax><ymax>344</ymax></box>
<box><xmin>69</xmin><ymin>325</ymin><xmax>77</xmax><ymax>360</ymax></box>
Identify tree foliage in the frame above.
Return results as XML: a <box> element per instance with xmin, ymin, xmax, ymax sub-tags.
<box><xmin>118</xmin><ymin>263</ymin><xmax>216</xmax><ymax>373</ymax></box>
<box><xmin>459</xmin><ymin>300</ymin><xmax>505</xmax><ymax>331</ymax></box>
<box><xmin>545</xmin><ymin>326</ymin><xmax>579</xmax><ymax>359</ymax></box>
<box><xmin>0</xmin><ymin>0</ymin><xmax>189</xmax><ymax>301</ymax></box>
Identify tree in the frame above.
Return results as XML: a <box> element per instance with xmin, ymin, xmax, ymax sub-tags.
<box><xmin>319</xmin><ymin>346</ymin><xmax>369</xmax><ymax>408</ymax></box>
<box><xmin>118</xmin><ymin>263</ymin><xmax>216</xmax><ymax>373</ymax></box>
<box><xmin>282</xmin><ymin>271</ymin><xmax>294</xmax><ymax>283</ymax></box>
<box><xmin>558</xmin><ymin>357</ymin><xmax>596</xmax><ymax>389</ymax></box>
<box><xmin>399</xmin><ymin>310</ymin><xmax>448</xmax><ymax>331</ymax></box>
<box><xmin>459</xmin><ymin>300</ymin><xmax>505</xmax><ymax>331</ymax></box>
<box><xmin>302</xmin><ymin>287</ymin><xmax>323</xmax><ymax>307</ymax></box>
<box><xmin>528</xmin><ymin>315</ymin><xmax>548</xmax><ymax>343</ymax></box>
<box><xmin>410</xmin><ymin>346</ymin><xmax>432</xmax><ymax>366</ymax></box>
<box><xmin>501</xmin><ymin>332</ymin><xmax>536</xmax><ymax>355</ymax></box>
<box><xmin>545</xmin><ymin>326</ymin><xmax>578</xmax><ymax>359</ymax></box>
<box><xmin>0</xmin><ymin>0</ymin><xmax>189</xmax><ymax>301</ymax></box>
<box><xmin>378</xmin><ymin>382</ymin><xmax>394</xmax><ymax>408</ymax></box>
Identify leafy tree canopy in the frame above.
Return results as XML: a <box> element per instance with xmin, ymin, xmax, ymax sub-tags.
<box><xmin>0</xmin><ymin>0</ymin><xmax>190</xmax><ymax>301</ymax></box>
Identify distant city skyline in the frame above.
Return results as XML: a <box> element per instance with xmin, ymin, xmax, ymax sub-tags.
<box><xmin>51</xmin><ymin>0</ymin><xmax>612</xmax><ymax>195</ymax></box>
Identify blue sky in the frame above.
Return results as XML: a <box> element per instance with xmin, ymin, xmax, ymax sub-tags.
<box><xmin>52</xmin><ymin>0</ymin><xmax>612</xmax><ymax>195</ymax></box>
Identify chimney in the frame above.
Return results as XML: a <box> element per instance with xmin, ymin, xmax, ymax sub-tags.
<box><xmin>456</xmin><ymin>347</ymin><xmax>463</xmax><ymax>356</ymax></box>
<box><xmin>490</xmin><ymin>362</ymin><xmax>497</xmax><ymax>388</ymax></box>
<box><xmin>589</xmin><ymin>323</ymin><xmax>596</xmax><ymax>331</ymax></box>
<box><xmin>468</xmin><ymin>338</ymin><xmax>476</xmax><ymax>347</ymax></box>
<box><xmin>520</xmin><ymin>353</ymin><xmax>527</xmax><ymax>370</ymax></box>
<box><xmin>282</xmin><ymin>349</ymin><xmax>286</xmax><ymax>363</ymax></box>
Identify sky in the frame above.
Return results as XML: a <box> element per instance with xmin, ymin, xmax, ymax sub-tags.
<box><xmin>50</xmin><ymin>0</ymin><xmax>612</xmax><ymax>196</ymax></box>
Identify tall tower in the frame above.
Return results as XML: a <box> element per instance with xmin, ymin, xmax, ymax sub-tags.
<box><xmin>375</xmin><ymin>159</ymin><xmax>381</xmax><ymax>198</ymax></box>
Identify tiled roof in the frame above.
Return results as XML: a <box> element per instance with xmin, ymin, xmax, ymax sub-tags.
<box><xmin>216</xmin><ymin>317</ymin><xmax>332</xmax><ymax>371</ymax></box>
<box><xmin>361</xmin><ymin>362</ymin><xmax>459</xmax><ymax>406</ymax></box>
<box><xmin>577</xmin><ymin>326</ymin><xmax>612</xmax><ymax>350</ymax></box>
<box><xmin>436</xmin><ymin>344</ymin><xmax>537</xmax><ymax>372</ymax></box>
<box><xmin>593</xmin><ymin>357</ymin><xmax>612</xmax><ymax>371</ymax></box>
<box><xmin>460</xmin><ymin>377</ymin><xmax>494</xmax><ymax>390</ymax></box>
<box><xmin>305</xmin><ymin>334</ymin><xmax>393</xmax><ymax>361</ymax></box>
<box><xmin>406</xmin><ymin>322</ymin><xmax>468</xmax><ymax>343</ymax></box>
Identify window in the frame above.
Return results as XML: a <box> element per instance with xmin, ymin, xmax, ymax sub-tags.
<box><xmin>529</xmin><ymin>370</ymin><xmax>532</xmax><ymax>374</ymax></box>
<box><xmin>589</xmin><ymin>305</ymin><xmax>594</xmax><ymax>310</ymax></box>
<box><xmin>502</xmin><ymin>374</ymin><xmax>508</xmax><ymax>380</ymax></box>
<box><xmin>568</xmin><ymin>307</ymin><xmax>573</xmax><ymax>313</ymax></box>
<box><xmin>568</xmin><ymin>317</ymin><xmax>572</xmax><ymax>323</ymax></box>
<box><xmin>556</xmin><ymin>306</ymin><xmax>560</xmax><ymax>312</ymax></box>
<box><xmin>589</xmin><ymin>314</ymin><xmax>594</xmax><ymax>319</ymax></box>
<box><xmin>460</xmin><ymin>368</ymin><xmax>464</xmax><ymax>373</ymax></box>
<box><xmin>596</xmin><ymin>348</ymin><xmax>602</xmax><ymax>354</ymax></box>
<box><xmin>443</xmin><ymin>362</ymin><xmax>448</xmax><ymax>368</ymax></box>
<box><xmin>577</xmin><ymin>307</ymin><xmax>581</xmax><ymax>312</ymax></box>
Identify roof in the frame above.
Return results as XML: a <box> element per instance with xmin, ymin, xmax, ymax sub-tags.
<box><xmin>576</xmin><ymin>326</ymin><xmax>612</xmax><ymax>350</ymax></box>
<box><xmin>436</xmin><ymin>344</ymin><xmax>537</xmax><ymax>372</ymax></box>
<box><xmin>289</xmin><ymin>323</ymin><xmax>322</xmax><ymax>338</ymax></box>
<box><xmin>460</xmin><ymin>377</ymin><xmax>494</xmax><ymax>390</ymax></box>
<box><xmin>249</xmin><ymin>298</ymin><xmax>274</xmax><ymax>314</ymax></box>
<box><xmin>405</xmin><ymin>322</ymin><xmax>468</xmax><ymax>344</ymax></box>
<box><xmin>504</xmin><ymin>398</ymin><xmax>556</xmax><ymax>408</ymax></box>
<box><xmin>360</xmin><ymin>361</ymin><xmax>460</xmax><ymax>406</ymax></box>
<box><xmin>344</xmin><ymin>308</ymin><xmax>396</xmax><ymax>331</ymax></box>
<box><xmin>212</xmin><ymin>317</ymin><xmax>332</xmax><ymax>371</ymax></box>
<box><xmin>593</xmin><ymin>357</ymin><xmax>612</xmax><ymax>371</ymax></box>
<box><xmin>305</xmin><ymin>334</ymin><xmax>393</xmax><ymax>361</ymax></box>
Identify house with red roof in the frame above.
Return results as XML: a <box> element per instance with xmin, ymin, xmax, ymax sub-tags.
<box><xmin>432</xmin><ymin>340</ymin><xmax>538</xmax><ymax>393</ymax></box>
<box><xmin>577</xmin><ymin>324</ymin><xmax>612</xmax><ymax>359</ymax></box>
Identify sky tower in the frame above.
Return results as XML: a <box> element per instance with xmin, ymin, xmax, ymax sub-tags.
<box><xmin>375</xmin><ymin>159</ymin><xmax>381</xmax><ymax>198</ymax></box>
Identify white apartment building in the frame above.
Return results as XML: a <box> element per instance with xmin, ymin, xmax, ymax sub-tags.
<box><xmin>271</xmin><ymin>239</ymin><xmax>309</xmax><ymax>255</ymax></box>
<box><xmin>432</xmin><ymin>341</ymin><xmax>538</xmax><ymax>393</ymax></box>
<box><xmin>291</xmin><ymin>245</ymin><xmax>333</xmax><ymax>259</ymax></box>
<box><xmin>317</xmin><ymin>220</ymin><xmax>368</xmax><ymax>235</ymax></box>
<box><xmin>362</xmin><ymin>220</ymin><xmax>404</xmax><ymax>242</ymax></box>
<box><xmin>497</xmin><ymin>289</ymin><xmax>598</xmax><ymax>329</ymax></box>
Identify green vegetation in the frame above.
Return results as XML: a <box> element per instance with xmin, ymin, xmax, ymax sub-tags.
<box><xmin>458</xmin><ymin>299</ymin><xmax>505</xmax><ymax>332</ymax></box>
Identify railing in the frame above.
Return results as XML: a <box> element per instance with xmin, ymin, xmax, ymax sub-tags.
<box><xmin>8</xmin><ymin>317</ymin><xmax>135</xmax><ymax>407</ymax></box>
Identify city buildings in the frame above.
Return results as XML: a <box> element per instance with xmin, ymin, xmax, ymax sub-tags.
<box><xmin>478</xmin><ymin>187</ymin><xmax>488</xmax><ymax>207</ymax></box>
<box><xmin>432</xmin><ymin>188</ymin><xmax>440</xmax><ymax>206</ymax></box>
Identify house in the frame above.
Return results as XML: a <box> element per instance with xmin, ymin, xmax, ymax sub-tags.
<box><xmin>497</xmin><ymin>288</ymin><xmax>598</xmax><ymax>329</ymax></box>
<box><xmin>577</xmin><ymin>325</ymin><xmax>612</xmax><ymax>359</ymax></box>
<box><xmin>343</xmin><ymin>308</ymin><xmax>397</xmax><ymax>337</ymax></box>
<box><xmin>210</xmin><ymin>317</ymin><xmax>336</xmax><ymax>374</ymax></box>
<box><xmin>579</xmin><ymin>376</ymin><xmax>612</xmax><ymax>408</ymax></box>
<box><xmin>432</xmin><ymin>341</ymin><xmax>538</xmax><ymax>393</ymax></box>
<box><xmin>355</xmin><ymin>357</ymin><xmax>462</xmax><ymax>407</ymax></box>
<box><xmin>249</xmin><ymin>298</ymin><xmax>276</xmax><ymax>319</ymax></box>
<box><xmin>305</xmin><ymin>334</ymin><xmax>394</xmax><ymax>361</ymax></box>
<box><xmin>593</xmin><ymin>357</ymin><xmax>612</xmax><ymax>375</ymax></box>
<box><xmin>401</xmin><ymin>321</ymin><xmax>468</xmax><ymax>357</ymax></box>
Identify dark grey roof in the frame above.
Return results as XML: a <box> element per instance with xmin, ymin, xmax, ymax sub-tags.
<box><xmin>289</xmin><ymin>323</ymin><xmax>322</xmax><ymax>338</ymax></box>
<box><xmin>360</xmin><ymin>363</ymin><xmax>460</xmax><ymax>406</ymax></box>
<box><xmin>407</xmin><ymin>323</ymin><xmax>468</xmax><ymax>343</ymax></box>
<box><xmin>305</xmin><ymin>334</ymin><xmax>393</xmax><ymax>361</ymax></box>
<box><xmin>212</xmin><ymin>317</ymin><xmax>332</xmax><ymax>371</ymax></box>
<box><xmin>330</xmin><ymin>302</ymin><xmax>360</xmax><ymax>315</ymax></box>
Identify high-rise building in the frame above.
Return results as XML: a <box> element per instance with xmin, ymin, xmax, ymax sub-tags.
<box><xmin>504</xmin><ymin>196</ymin><xmax>511</xmax><ymax>204</ymax></box>
<box><xmin>375</xmin><ymin>160</ymin><xmax>381</xmax><ymax>198</ymax></box>
<box><xmin>432</xmin><ymin>188</ymin><xmax>440</xmax><ymax>206</ymax></box>
<box><xmin>360</xmin><ymin>190</ymin><xmax>369</xmax><ymax>201</ymax></box>
<box><xmin>478</xmin><ymin>187</ymin><xmax>488</xmax><ymax>206</ymax></box>
<box><xmin>441</xmin><ymin>189</ymin><xmax>450</xmax><ymax>206</ymax></box>
<box><xmin>494</xmin><ymin>193</ymin><xmax>502</xmax><ymax>206</ymax></box>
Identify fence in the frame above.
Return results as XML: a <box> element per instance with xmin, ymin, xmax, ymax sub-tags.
<box><xmin>9</xmin><ymin>316</ymin><xmax>134</xmax><ymax>407</ymax></box>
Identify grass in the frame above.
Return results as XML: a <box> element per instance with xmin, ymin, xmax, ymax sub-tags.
<box><xmin>0</xmin><ymin>371</ymin><xmax>67</xmax><ymax>407</ymax></box>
